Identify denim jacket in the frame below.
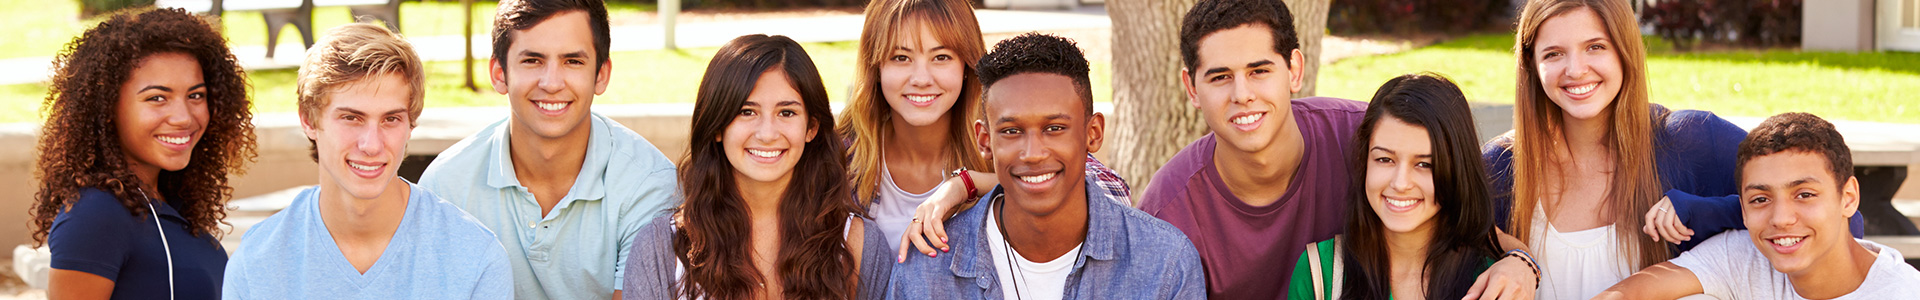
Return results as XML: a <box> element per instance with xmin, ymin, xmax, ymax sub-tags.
<box><xmin>885</xmin><ymin>179</ymin><xmax>1206</xmax><ymax>299</ymax></box>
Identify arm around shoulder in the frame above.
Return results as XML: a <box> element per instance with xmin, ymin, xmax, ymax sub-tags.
<box><xmin>1595</xmin><ymin>262</ymin><xmax>1703</xmax><ymax>300</ymax></box>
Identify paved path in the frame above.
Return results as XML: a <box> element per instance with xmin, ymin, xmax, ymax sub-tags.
<box><xmin>0</xmin><ymin>9</ymin><xmax>1111</xmax><ymax>85</ymax></box>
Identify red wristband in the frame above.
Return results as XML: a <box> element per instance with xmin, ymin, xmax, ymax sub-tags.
<box><xmin>957</xmin><ymin>169</ymin><xmax>978</xmax><ymax>198</ymax></box>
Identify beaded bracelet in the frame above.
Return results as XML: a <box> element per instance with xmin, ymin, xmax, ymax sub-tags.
<box><xmin>1502</xmin><ymin>249</ymin><xmax>1541</xmax><ymax>289</ymax></box>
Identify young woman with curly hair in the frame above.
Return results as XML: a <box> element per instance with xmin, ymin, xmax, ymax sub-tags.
<box><xmin>30</xmin><ymin>8</ymin><xmax>256</xmax><ymax>300</ymax></box>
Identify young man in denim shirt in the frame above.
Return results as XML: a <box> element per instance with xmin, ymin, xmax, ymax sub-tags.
<box><xmin>886</xmin><ymin>33</ymin><xmax>1204</xmax><ymax>300</ymax></box>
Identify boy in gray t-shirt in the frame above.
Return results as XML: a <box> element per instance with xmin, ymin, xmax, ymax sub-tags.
<box><xmin>1596</xmin><ymin>112</ymin><xmax>1920</xmax><ymax>299</ymax></box>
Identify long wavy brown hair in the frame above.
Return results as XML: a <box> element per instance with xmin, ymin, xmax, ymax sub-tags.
<box><xmin>838</xmin><ymin>0</ymin><xmax>991</xmax><ymax>205</ymax></box>
<box><xmin>675</xmin><ymin>34</ymin><xmax>864</xmax><ymax>300</ymax></box>
<box><xmin>1509</xmin><ymin>0</ymin><xmax>1666</xmax><ymax>269</ymax></box>
<box><xmin>30</xmin><ymin>8</ymin><xmax>256</xmax><ymax>246</ymax></box>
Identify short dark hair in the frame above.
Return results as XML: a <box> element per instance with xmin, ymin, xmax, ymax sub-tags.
<box><xmin>491</xmin><ymin>0</ymin><xmax>611</xmax><ymax>72</ymax></box>
<box><xmin>1736</xmin><ymin>112</ymin><xmax>1853</xmax><ymax>188</ymax></box>
<box><xmin>977</xmin><ymin>32</ymin><xmax>1092</xmax><ymax>115</ymax></box>
<box><xmin>1179</xmin><ymin>0</ymin><xmax>1299</xmax><ymax>79</ymax></box>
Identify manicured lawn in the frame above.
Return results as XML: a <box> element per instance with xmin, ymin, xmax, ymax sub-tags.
<box><xmin>3</xmin><ymin>41</ymin><xmax>855</xmax><ymax>123</ymax></box>
<box><xmin>0</xmin><ymin>1</ymin><xmax>655</xmax><ymax>60</ymax></box>
<box><xmin>0</xmin><ymin>38</ymin><xmax>1120</xmax><ymax>124</ymax></box>
<box><xmin>1318</xmin><ymin>33</ymin><xmax>1920</xmax><ymax>124</ymax></box>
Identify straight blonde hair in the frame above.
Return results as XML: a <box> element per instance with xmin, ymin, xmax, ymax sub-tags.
<box><xmin>1509</xmin><ymin>0</ymin><xmax>1667</xmax><ymax>269</ymax></box>
<box><xmin>838</xmin><ymin>0</ymin><xmax>991</xmax><ymax>205</ymax></box>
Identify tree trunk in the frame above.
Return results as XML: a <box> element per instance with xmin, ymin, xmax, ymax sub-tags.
<box><xmin>1108</xmin><ymin>0</ymin><xmax>1328</xmax><ymax>202</ymax></box>
<box><xmin>1287</xmin><ymin>0</ymin><xmax>1327</xmax><ymax>97</ymax></box>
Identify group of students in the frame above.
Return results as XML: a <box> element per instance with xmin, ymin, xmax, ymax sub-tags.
<box><xmin>24</xmin><ymin>0</ymin><xmax>1920</xmax><ymax>299</ymax></box>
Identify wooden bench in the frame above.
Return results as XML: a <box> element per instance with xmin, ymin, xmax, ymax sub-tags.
<box><xmin>156</xmin><ymin>0</ymin><xmax>402</xmax><ymax>58</ymax></box>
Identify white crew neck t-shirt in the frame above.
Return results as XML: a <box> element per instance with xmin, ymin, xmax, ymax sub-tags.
<box><xmin>985</xmin><ymin>204</ymin><xmax>1082</xmax><ymax>300</ymax></box>
<box><xmin>1669</xmin><ymin>229</ymin><xmax>1920</xmax><ymax>299</ymax></box>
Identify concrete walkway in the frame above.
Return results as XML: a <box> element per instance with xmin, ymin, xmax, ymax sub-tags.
<box><xmin>0</xmin><ymin>9</ymin><xmax>1112</xmax><ymax>85</ymax></box>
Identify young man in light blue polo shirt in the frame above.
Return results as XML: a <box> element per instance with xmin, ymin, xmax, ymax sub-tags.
<box><xmin>415</xmin><ymin>0</ymin><xmax>680</xmax><ymax>299</ymax></box>
<box><xmin>222</xmin><ymin>23</ymin><xmax>511</xmax><ymax>299</ymax></box>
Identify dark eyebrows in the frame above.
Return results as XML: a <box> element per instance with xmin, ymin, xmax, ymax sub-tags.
<box><xmin>1743</xmin><ymin>176</ymin><xmax>1823</xmax><ymax>193</ymax></box>
<box><xmin>1201</xmin><ymin>59</ymin><xmax>1276</xmax><ymax>77</ymax></box>
<box><xmin>138</xmin><ymin>83</ymin><xmax>210</xmax><ymax>94</ymax></box>
<box><xmin>1245</xmin><ymin>60</ymin><xmax>1274</xmax><ymax>69</ymax></box>
<box><xmin>741</xmin><ymin>99</ymin><xmax>804</xmax><ymax>108</ymax></box>
<box><xmin>995</xmin><ymin>113</ymin><xmax>1074</xmax><ymax>124</ymax></box>
<box><xmin>559</xmin><ymin>50</ymin><xmax>590</xmax><ymax>59</ymax></box>
<box><xmin>137</xmin><ymin>85</ymin><xmax>172</xmax><ymax>93</ymax></box>
<box><xmin>1367</xmin><ymin>146</ymin><xmax>1433</xmax><ymax>159</ymax></box>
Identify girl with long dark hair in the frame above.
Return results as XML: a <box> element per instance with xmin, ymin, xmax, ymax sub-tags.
<box><xmin>1290</xmin><ymin>74</ymin><xmax>1501</xmax><ymax>300</ymax></box>
<box><xmin>622</xmin><ymin>34</ymin><xmax>891</xmax><ymax>300</ymax></box>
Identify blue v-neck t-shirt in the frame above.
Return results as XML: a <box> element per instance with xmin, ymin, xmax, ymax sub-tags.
<box><xmin>222</xmin><ymin>181</ymin><xmax>511</xmax><ymax>299</ymax></box>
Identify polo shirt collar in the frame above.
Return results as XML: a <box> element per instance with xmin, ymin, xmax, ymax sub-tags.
<box><xmin>482</xmin><ymin>113</ymin><xmax>613</xmax><ymax>203</ymax></box>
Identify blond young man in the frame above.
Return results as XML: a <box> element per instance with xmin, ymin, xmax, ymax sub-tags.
<box><xmin>222</xmin><ymin>23</ymin><xmax>511</xmax><ymax>299</ymax></box>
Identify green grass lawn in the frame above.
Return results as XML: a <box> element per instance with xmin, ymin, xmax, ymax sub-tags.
<box><xmin>0</xmin><ymin>40</ymin><xmax>1115</xmax><ymax>124</ymax></box>
<box><xmin>0</xmin><ymin>34</ymin><xmax>1120</xmax><ymax>124</ymax></box>
<box><xmin>1318</xmin><ymin>33</ymin><xmax>1920</xmax><ymax>123</ymax></box>
<box><xmin>0</xmin><ymin>1</ymin><xmax>655</xmax><ymax>60</ymax></box>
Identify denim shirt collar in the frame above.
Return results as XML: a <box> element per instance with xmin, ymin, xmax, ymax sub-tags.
<box><xmin>482</xmin><ymin>112</ymin><xmax>613</xmax><ymax>203</ymax></box>
<box><xmin>947</xmin><ymin>178</ymin><xmax>1126</xmax><ymax>284</ymax></box>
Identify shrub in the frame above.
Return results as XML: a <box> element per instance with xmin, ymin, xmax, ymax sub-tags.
<box><xmin>1331</xmin><ymin>0</ymin><xmax>1510</xmax><ymax>34</ymax></box>
<box><xmin>1642</xmin><ymin>0</ymin><xmax>1801</xmax><ymax>51</ymax></box>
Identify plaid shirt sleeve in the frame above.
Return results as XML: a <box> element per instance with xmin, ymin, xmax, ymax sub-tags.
<box><xmin>1084</xmin><ymin>154</ymin><xmax>1132</xmax><ymax>204</ymax></box>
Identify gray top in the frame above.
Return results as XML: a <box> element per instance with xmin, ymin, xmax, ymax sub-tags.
<box><xmin>622</xmin><ymin>213</ymin><xmax>894</xmax><ymax>300</ymax></box>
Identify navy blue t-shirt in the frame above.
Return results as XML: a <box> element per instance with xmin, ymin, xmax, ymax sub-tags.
<box><xmin>1483</xmin><ymin>107</ymin><xmax>1864</xmax><ymax>251</ymax></box>
<box><xmin>49</xmin><ymin>187</ymin><xmax>227</xmax><ymax>299</ymax></box>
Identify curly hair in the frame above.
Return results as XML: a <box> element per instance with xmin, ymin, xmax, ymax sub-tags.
<box><xmin>1735</xmin><ymin>112</ymin><xmax>1851</xmax><ymax>189</ymax></box>
<box><xmin>31</xmin><ymin>8</ymin><xmax>256</xmax><ymax>246</ymax></box>
<box><xmin>977</xmin><ymin>33</ymin><xmax>1093</xmax><ymax>115</ymax></box>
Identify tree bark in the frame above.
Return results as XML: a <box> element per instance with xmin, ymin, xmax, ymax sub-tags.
<box><xmin>1287</xmin><ymin>0</ymin><xmax>1327</xmax><ymax>97</ymax></box>
<box><xmin>1108</xmin><ymin>0</ymin><xmax>1328</xmax><ymax>202</ymax></box>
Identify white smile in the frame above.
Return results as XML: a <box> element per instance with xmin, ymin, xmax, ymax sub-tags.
<box><xmin>905</xmin><ymin>95</ymin><xmax>936</xmax><ymax>103</ymax></box>
<box><xmin>1771</xmin><ymin>237</ymin><xmax>1803</xmax><ymax>247</ymax></box>
<box><xmin>1019</xmin><ymin>172</ymin><xmax>1056</xmax><ymax>184</ymax></box>
<box><xmin>349</xmin><ymin>162</ymin><xmax>383</xmax><ymax>172</ymax></box>
<box><xmin>537</xmin><ymin>102</ymin><xmax>569</xmax><ymax>111</ymax></box>
<box><xmin>1387</xmin><ymin>198</ymin><xmax>1418</xmax><ymax>207</ymax></box>
<box><xmin>748</xmin><ymin>149</ymin><xmax>783</xmax><ymax>158</ymax></box>
<box><xmin>1231</xmin><ymin>113</ymin><xmax>1265</xmax><ymax>125</ymax></box>
<box><xmin>158</xmin><ymin>136</ymin><xmax>190</xmax><ymax>145</ymax></box>
<box><xmin>1566</xmin><ymin>82</ymin><xmax>1599</xmax><ymax>95</ymax></box>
